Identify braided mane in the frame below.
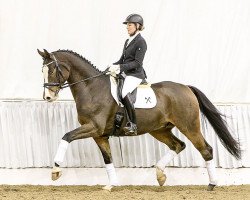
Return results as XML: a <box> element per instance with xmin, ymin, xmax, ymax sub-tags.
<box><xmin>55</xmin><ymin>49</ymin><xmax>102</xmax><ymax>73</ymax></box>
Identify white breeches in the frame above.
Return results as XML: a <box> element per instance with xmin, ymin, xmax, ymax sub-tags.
<box><xmin>122</xmin><ymin>76</ymin><xmax>142</xmax><ymax>98</ymax></box>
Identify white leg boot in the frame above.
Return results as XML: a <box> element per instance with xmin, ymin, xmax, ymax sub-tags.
<box><xmin>54</xmin><ymin>140</ymin><xmax>69</xmax><ymax>165</ymax></box>
<box><xmin>206</xmin><ymin>160</ymin><xmax>217</xmax><ymax>190</ymax></box>
<box><xmin>156</xmin><ymin>150</ymin><xmax>177</xmax><ymax>186</ymax></box>
<box><xmin>51</xmin><ymin>140</ymin><xmax>69</xmax><ymax>181</ymax></box>
<box><xmin>102</xmin><ymin>163</ymin><xmax>119</xmax><ymax>191</ymax></box>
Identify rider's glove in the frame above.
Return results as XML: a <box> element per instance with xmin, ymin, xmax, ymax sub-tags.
<box><xmin>106</xmin><ymin>64</ymin><xmax>120</xmax><ymax>75</ymax></box>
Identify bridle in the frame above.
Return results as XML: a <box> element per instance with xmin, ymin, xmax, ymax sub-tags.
<box><xmin>42</xmin><ymin>54</ymin><xmax>108</xmax><ymax>95</ymax></box>
<box><xmin>42</xmin><ymin>54</ymin><xmax>69</xmax><ymax>96</ymax></box>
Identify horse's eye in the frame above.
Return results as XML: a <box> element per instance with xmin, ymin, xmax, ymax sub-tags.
<box><xmin>48</xmin><ymin>67</ymin><xmax>53</xmax><ymax>74</ymax></box>
<box><xmin>48</xmin><ymin>65</ymin><xmax>55</xmax><ymax>75</ymax></box>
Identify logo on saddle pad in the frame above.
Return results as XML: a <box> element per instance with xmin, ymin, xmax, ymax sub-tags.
<box><xmin>110</xmin><ymin>77</ymin><xmax>157</xmax><ymax>108</ymax></box>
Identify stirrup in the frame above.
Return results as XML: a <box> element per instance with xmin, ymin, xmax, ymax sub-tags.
<box><xmin>123</xmin><ymin>122</ymin><xmax>137</xmax><ymax>136</ymax></box>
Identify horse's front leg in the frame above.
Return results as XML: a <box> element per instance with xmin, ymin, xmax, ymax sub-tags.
<box><xmin>51</xmin><ymin>123</ymin><xmax>100</xmax><ymax>181</ymax></box>
<box><xmin>93</xmin><ymin>136</ymin><xmax>119</xmax><ymax>191</ymax></box>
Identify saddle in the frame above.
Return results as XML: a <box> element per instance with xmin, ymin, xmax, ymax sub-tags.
<box><xmin>110</xmin><ymin>76</ymin><xmax>157</xmax><ymax>108</ymax></box>
<box><xmin>110</xmin><ymin>76</ymin><xmax>157</xmax><ymax>136</ymax></box>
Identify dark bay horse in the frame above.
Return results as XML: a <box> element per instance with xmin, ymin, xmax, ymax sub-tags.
<box><xmin>38</xmin><ymin>49</ymin><xmax>240</xmax><ymax>191</ymax></box>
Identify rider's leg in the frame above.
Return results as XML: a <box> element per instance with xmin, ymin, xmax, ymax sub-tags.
<box><xmin>121</xmin><ymin>76</ymin><xmax>142</xmax><ymax>135</ymax></box>
<box><xmin>122</xmin><ymin>93</ymin><xmax>137</xmax><ymax>134</ymax></box>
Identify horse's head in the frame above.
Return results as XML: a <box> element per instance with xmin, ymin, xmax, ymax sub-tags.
<box><xmin>37</xmin><ymin>49</ymin><xmax>70</xmax><ymax>102</ymax></box>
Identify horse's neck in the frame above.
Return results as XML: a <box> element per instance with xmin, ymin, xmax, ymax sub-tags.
<box><xmin>69</xmin><ymin>60</ymin><xmax>98</xmax><ymax>79</ymax></box>
<box><xmin>67</xmin><ymin>62</ymin><xmax>110</xmax><ymax>104</ymax></box>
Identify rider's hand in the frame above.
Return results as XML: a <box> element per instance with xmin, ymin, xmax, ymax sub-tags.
<box><xmin>106</xmin><ymin>64</ymin><xmax>120</xmax><ymax>75</ymax></box>
<box><xmin>104</xmin><ymin>66</ymin><xmax>111</xmax><ymax>74</ymax></box>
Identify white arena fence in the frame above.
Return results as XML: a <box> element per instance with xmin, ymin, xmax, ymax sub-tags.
<box><xmin>0</xmin><ymin>100</ymin><xmax>249</xmax><ymax>169</ymax></box>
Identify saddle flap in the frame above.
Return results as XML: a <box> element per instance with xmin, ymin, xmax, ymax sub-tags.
<box><xmin>110</xmin><ymin>76</ymin><xmax>157</xmax><ymax>109</ymax></box>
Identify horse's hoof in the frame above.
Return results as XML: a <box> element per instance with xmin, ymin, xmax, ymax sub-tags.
<box><xmin>102</xmin><ymin>185</ymin><xmax>113</xmax><ymax>192</ymax></box>
<box><xmin>51</xmin><ymin>167</ymin><xmax>62</xmax><ymax>181</ymax></box>
<box><xmin>207</xmin><ymin>183</ymin><xmax>216</xmax><ymax>191</ymax></box>
<box><xmin>156</xmin><ymin>167</ymin><xmax>166</xmax><ymax>186</ymax></box>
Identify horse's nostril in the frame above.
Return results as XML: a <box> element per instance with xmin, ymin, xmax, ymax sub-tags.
<box><xmin>46</xmin><ymin>96</ymin><xmax>51</xmax><ymax>101</ymax></box>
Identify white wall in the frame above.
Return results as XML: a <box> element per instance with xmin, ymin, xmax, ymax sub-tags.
<box><xmin>0</xmin><ymin>0</ymin><xmax>249</xmax><ymax>102</ymax></box>
<box><xmin>1</xmin><ymin>101</ymin><xmax>249</xmax><ymax>169</ymax></box>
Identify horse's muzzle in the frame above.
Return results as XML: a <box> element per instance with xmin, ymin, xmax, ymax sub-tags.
<box><xmin>43</xmin><ymin>88</ymin><xmax>58</xmax><ymax>102</ymax></box>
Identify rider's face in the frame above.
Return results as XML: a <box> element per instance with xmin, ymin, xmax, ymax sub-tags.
<box><xmin>127</xmin><ymin>23</ymin><xmax>137</xmax><ymax>36</ymax></box>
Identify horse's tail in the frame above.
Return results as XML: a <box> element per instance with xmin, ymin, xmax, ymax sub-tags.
<box><xmin>188</xmin><ymin>85</ymin><xmax>241</xmax><ymax>160</ymax></box>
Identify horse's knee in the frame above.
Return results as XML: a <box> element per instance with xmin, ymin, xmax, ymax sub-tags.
<box><xmin>62</xmin><ymin>132</ymin><xmax>72</xmax><ymax>143</ymax></box>
<box><xmin>180</xmin><ymin>141</ymin><xmax>186</xmax><ymax>152</ymax></box>
<box><xmin>176</xmin><ymin>141</ymin><xmax>186</xmax><ymax>153</ymax></box>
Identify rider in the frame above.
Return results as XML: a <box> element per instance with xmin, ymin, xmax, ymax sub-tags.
<box><xmin>108</xmin><ymin>14</ymin><xmax>147</xmax><ymax>135</ymax></box>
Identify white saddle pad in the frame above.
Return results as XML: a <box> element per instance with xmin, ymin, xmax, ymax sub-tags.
<box><xmin>110</xmin><ymin>77</ymin><xmax>157</xmax><ymax>109</ymax></box>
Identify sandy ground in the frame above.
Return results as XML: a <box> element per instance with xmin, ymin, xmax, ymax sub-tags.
<box><xmin>0</xmin><ymin>185</ymin><xmax>250</xmax><ymax>200</ymax></box>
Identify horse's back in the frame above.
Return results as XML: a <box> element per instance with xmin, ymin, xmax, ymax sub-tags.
<box><xmin>151</xmin><ymin>81</ymin><xmax>196</xmax><ymax>100</ymax></box>
<box><xmin>150</xmin><ymin>81</ymin><xmax>200</xmax><ymax>124</ymax></box>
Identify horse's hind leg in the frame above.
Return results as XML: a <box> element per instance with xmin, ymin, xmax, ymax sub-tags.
<box><xmin>149</xmin><ymin>127</ymin><xmax>186</xmax><ymax>186</ymax></box>
<box><xmin>176</xmin><ymin>119</ymin><xmax>217</xmax><ymax>190</ymax></box>
<box><xmin>93</xmin><ymin>136</ymin><xmax>118</xmax><ymax>190</ymax></box>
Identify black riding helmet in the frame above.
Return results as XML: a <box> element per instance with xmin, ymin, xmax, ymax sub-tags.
<box><xmin>123</xmin><ymin>14</ymin><xmax>144</xmax><ymax>27</ymax></box>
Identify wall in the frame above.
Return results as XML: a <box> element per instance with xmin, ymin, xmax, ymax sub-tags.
<box><xmin>0</xmin><ymin>101</ymin><xmax>249</xmax><ymax>169</ymax></box>
<box><xmin>0</xmin><ymin>0</ymin><xmax>249</xmax><ymax>102</ymax></box>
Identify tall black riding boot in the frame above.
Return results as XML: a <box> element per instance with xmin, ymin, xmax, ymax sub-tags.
<box><xmin>122</xmin><ymin>94</ymin><xmax>137</xmax><ymax>135</ymax></box>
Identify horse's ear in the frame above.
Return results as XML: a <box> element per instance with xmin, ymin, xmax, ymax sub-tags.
<box><xmin>43</xmin><ymin>49</ymin><xmax>51</xmax><ymax>58</ymax></box>
<box><xmin>37</xmin><ymin>49</ymin><xmax>51</xmax><ymax>59</ymax></box>
<box><xmin>37</xmin><ymin>49</ymin><xmax>46</xmax><ymax>58</ymax></box>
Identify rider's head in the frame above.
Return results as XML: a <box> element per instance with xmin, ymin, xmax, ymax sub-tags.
<box><xmin>123</xmin><ymin>14</ymin><xmax>144</xmax><ymax>36</ymax></box>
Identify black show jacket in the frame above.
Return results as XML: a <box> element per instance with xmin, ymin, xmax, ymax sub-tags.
<box><xmin>114</xmin><ymin>33</ymin><xmax>147</xmax><ymax>79</ymax></box>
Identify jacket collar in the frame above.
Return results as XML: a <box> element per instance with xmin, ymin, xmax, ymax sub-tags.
<box><xmin>126</xmin><ymin>33</ymin><xmax>141</xmax><ymax>48</ymax></box>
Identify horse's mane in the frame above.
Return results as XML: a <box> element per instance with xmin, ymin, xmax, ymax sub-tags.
<box><xmin>55</xmin><ymin>49</ymin><xmax>102</xmax><ymax>73</ymax></box>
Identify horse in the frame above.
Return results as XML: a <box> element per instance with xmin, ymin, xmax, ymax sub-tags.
<box><xmin>37</xmin><ymin>49</ymin><xmax>241</xmax><ymax>191</ymax></box>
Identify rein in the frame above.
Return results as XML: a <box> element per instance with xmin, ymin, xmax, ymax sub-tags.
<box><xmin>56</xmin><ymin>72</ymin><xmax>108</xmax><ymax>89</ymax></box>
